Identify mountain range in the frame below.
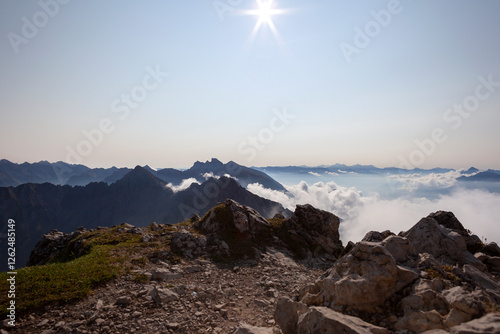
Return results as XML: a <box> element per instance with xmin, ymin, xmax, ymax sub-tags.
<box><xmin>0</xmin><ymin>165</ymin><xmax>289</xmax><ymax>271</ymax></box>
<box><xmin>254</xmin><ymin>164</ymin><xmax>456</xmax><ymax>176</ymax></box>
<box><xmin>457</xmin><ymin>169</ymin><xmax>500</xmax><ymax>182</ymax></box>
<box><xmin>0</xmin><ymin>158</ymin><xmax>287</xmax><ymax>192</ymax></box>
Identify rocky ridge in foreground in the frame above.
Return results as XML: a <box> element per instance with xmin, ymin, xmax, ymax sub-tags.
<box><xmin>1</xmin><ymin>201</ymin><xmax>499</xmax><ymax>333</ymax></box>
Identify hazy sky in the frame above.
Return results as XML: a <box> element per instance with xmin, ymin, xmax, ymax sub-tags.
<box><xmin>1</xmin><ymin>0</ymin><xmax>499</xmax><ymax>169</ymax></box>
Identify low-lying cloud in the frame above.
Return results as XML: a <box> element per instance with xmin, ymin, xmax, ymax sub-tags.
<box><xmin>389</xmin><ymin>171</ymin><xmax>462</xmax><ymax>191</ymax></box>
<box><xmin>248</xmin><ymin>181</ymin><xmax>365</xmax><ymax>219</ymax></box>
<box><xmin>202</xmin><ymin>172</ymin><xmax>238</xmax><ymax>181</ymax></box>
<box><xmin>166</xmin><ymin>178</ymin><xmax>200</xmax><ymax>193</ymax></box>
<box><xmin>248</xmin><ymin>180</ymin><xmax>500</xmax><ymax>245</ymax></box>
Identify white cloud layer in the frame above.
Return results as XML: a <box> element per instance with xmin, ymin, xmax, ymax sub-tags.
<box><xmin>166</xmin><ymin>178</ymin><xmax>200</xmax><ymax>193</ymax></box>
<box><xmin>390</xmin><ymin>171</ymin><xmax>462</xmax><ymax>191</ymax></box>
<box><xmin>202</xmin><ymin>172</ymin><xmax>219</xmax><ymax>180</ymax></box>
<box><xmin>248</xmin><ymin>181</ymin><xmax>500</xmax><ymax>245</ymax></box>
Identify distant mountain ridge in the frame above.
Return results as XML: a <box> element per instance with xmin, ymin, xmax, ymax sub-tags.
<box><xmin>255</xmin><ymin>164</ymin><xmax>456</xmax><ymax>176</ymax></box>
<box><xmin>0</xmin><ymin>158</ymin><xmax>287</xmax><ymax>192</ymax></box>
<box><xmin>0</xmin><ymin>166</ymin><xmax>290</xmax><ymax>271</ymax></box>
<box><xmin>457</xmin><ymin>169</ymin><xmax>500</xmax><ymax>182</ymax></box>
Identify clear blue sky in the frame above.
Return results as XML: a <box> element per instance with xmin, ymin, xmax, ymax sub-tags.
<box><xmin>1</xmin><ymin>0</ymin><xmax>499</xmax><ymax>169</ymax></box>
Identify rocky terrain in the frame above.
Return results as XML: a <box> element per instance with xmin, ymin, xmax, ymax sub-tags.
<box><xmin>1</xmin><ymin>200</ymin><xmax>499</xmax><ymax>333</ymax></box>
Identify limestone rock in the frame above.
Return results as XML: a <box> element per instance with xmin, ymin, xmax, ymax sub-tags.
<box><xmin>462</xmin><ymin>265</ymin><xmax>500</xmax><ymax>302</ymax></box>
<box><xmin>195</xmin><ymin>199</ymin><xmax>271</xmax><ymax>239</ymax></box>
<box><xmin>301</xmin><ymin>242</ymin><xmax>418</xmax><ymax>313</ymax></box>
<box><xmin>296</xmin><ymin>307</ymin><xmax>390</xmax><ymax>334</ymax></box>
<box><xmin>362</xmin><ymin>230</ymin><xmax>394</xmax><ymax>243</ymax></box>
<box><xmin>170</xmin><ymin>231</ymin><xmax>207</xmax><ymax>259</ymax></box>
<box><xmin>394</xmin><ymin>310</ymin><xmax>445</xmax><ymax>333</ymax></box>
<box><xmin>272</xmin><ymin>204</ymin><xmax>343</xmax><ymax>259</ymax></box>
<box><xmin>27</xmin><ymin>228</ymin><xmax>88</xmax><ymax>266</ymax></box>
<box><xmin>274</xmin><ymin>297</ymin><xmax>308</xmax><ymax>334</ymax></box>
<box><xmin>403</xmin><ymin>217</ymin><xmax>485</xmax><ymax>270</ymax></box>
<box><xmin>157</xmin><ymin>288</ymin><xmax>179</xmax><ymax>302</ymax></box>
<box><xmin>380</xmin><ymin>235</ymin><xmax>418</xmax><ymax>265</ymax></box>
<box><xmin>151</xmin><ymin>268</ymin><xmax>181</xmax><ymax>281</ymax></box>
<box><xmin>194</xmin><ymin>199</ymin><xmax>272</xmax><ymax>259</ymax></box>
<box><xmin>450</xmin><ymin>313</ymin><xmax>500</xmax><ymax>334</ymax></box>
<box><xmin>233</xmin><ymin>324</ymin><xmax>275</xmax><ymax>334</ymax></box>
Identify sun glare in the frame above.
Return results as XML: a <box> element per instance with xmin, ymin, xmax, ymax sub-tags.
<box><xmin>245</xmin><ymin>0</ymin><xmax>286</xmax><ymax>47</ymax></box>
<box><xmin>257</xmin><ymin>0</ymin><xmax>273</xmax><ymax>24</ymax></box>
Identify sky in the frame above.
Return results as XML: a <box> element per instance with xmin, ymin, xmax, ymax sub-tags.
<box><xmin>1</xmin><ymin>0</ymin><xmax>500</xmax><ymax>170</ymax></box>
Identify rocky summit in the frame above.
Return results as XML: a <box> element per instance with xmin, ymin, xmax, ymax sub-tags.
<box><xmin>0</xmin><ymin>203</ymin><xmax>499</xmax><ymax>334</ymax></box>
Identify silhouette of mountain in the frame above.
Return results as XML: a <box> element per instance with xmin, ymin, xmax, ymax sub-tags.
<box><xmin>458</xmin><ymin>170</ymin><xmax>500</xmax><ymax>182</ymax></box>
<box><xmin>256</xmin><ymin>164</ymin><xmax>454</xmax><ymax>176</ymax></box>
<box><xmin>0</xmin><ymin>167</ymin><xmax>289</xmax><ymax>270</ymax></box>
<box><xmin>0</xmin><ymin>159</ymin><xmax>287</xmax><ymax>193</ymax></box>
<box><xmin>0</xmin><ymin>159</ymin><xmax>89</xmax><ymax>186</ymax></box>
<box><xmin>66</xmin><ymin>167</ymin><xmax>130</xmax><ymax>186</ymax></box>
<box><xmin>179</xmin><ymin>158</ymin><xmax>287</xmax><ymax>192</ymax></box>
<box><xmin>461</xmin><ymin>167</ymin><xmax>480</xmax><ymax>175</ymax></box>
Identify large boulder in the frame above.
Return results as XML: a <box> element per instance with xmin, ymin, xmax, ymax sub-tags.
<box><xmin>195</xmin><ymin>199</ymin><xmax>272</xmax><ymax>238</ymax></box>
<box><xmin>428</xmin><ymin>211</ymin><xmax>483</xmax><ymax>254</ymax></box>
<box><xmin>402</xmin><ymin>216</ymin><xmax>486</xmax><ymax>270</ymax></box>
<box><xmin>296</xmin><ymin>307</ymin><xmax>390</xmax><ymax>334</ymax></box>
<box><xmin>271</xmin><ymin>204</ymin><xmax>343</xmax><ymax>259</ymax></box>
<box><xmin>232</xmin><ymin>324</ymin><xmax>275</xmax><ymax>334</ymax></box>
<box><xmin>194</xmin><ymin>199</ymin><xmax>272</xmax><ymax>259</ymax></box>
<box><xmin>274</xmin><ymin>297</ymin><xmax>308</xmax><ymax>334</ymax></box>
<box><xmin>300</xmin><ymin>241</ymin><xmax>418</xmax><ymax>313</ymax></box>
<box><xmin>27</xmin><ymin>227</ymin><xmax>88</xmax><ymax>266</ymax></box>
<box><xmin>450</xmin><ymin>313</ymin><xmax>500</xmax><ymax>334</ymax></box>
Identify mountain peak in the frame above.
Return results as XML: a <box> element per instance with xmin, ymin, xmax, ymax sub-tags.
<box><xmin>209</xmin><ymin>158</ymin><xmax>223</xmax><ymax>165</ymax></box>
<box><xmin>190</xmin><ymin>158</ymin><xmax>225</xmax><ymax>171</ymax></box>
<box><xmin>116</xmin><ymin>166</ymin><xmax>164</xmax><ymax>188</ymax></box>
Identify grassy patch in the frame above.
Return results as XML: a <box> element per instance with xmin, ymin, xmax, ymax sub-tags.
<box><xmin>0</xmin><ymin>246</ymin><xmax>118</xmax><ymax>316</ymax></box>
<box><xmin>132</xmin><ymin>273</ymin><xmax>150</xmax><ymax>283</ymax></box>
<box><xmin>175</xmin><ymin>216</ymin><xmax>199</xmax><ymax>228</ymax></box>
<box><xmin>424</xmin><ymin>265</ymin><xmax>462</xmax><ymax>285</ymax></box>
<box><xmin>131</xmin><ymin>256</ymin><xmax>148</xmax><ymax>266</ymax></box>
<box><xmin>0</xmin><ymin>226</ymin><xmax>147</xmax><ymax>316</ymax></box>
<box><xmin>77</xmin><ymin>227</ymin><xmax>142</xmax><ymax>247</ymax></box>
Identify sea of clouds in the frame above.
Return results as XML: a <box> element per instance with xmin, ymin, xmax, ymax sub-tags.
<box><xmin>247</xmin><ymin>173</ymin><xmax>500</xmax><ymax>245</ymax></box>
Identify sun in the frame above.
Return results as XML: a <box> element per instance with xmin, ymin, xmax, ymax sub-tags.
<box><xmin>256</xmin><ymin>0</ymin><xmax>274</xmax><ymax>24</ymax></box>
<box><xmin>245</xmin><ymin>0</ymin><xmax>287</xmax><ymax>46</ymax></box>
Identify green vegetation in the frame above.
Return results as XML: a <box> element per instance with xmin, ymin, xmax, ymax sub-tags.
<box><xmin>0</xmin><ymin>225</ymin><xmax>148</xmax><ymax>317</ymax></box>
<box><xmin>424</xmin><ymin>265</ymin><xmax>462</xmax><ymax>285</ymax></box>
<box><xmin>175</xmin><ymin>216</ymin><xmax>199</xmax><ymax>228</ymax></box>
<box><xmin>132</xmin><ymin>272</ymin><xmax>150</xmax><ymax>283</ymax></box>
<box><xmin>0</xmin><ymin>246</ymin><xmax>117</xmax><ymax>316</ymax></box>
